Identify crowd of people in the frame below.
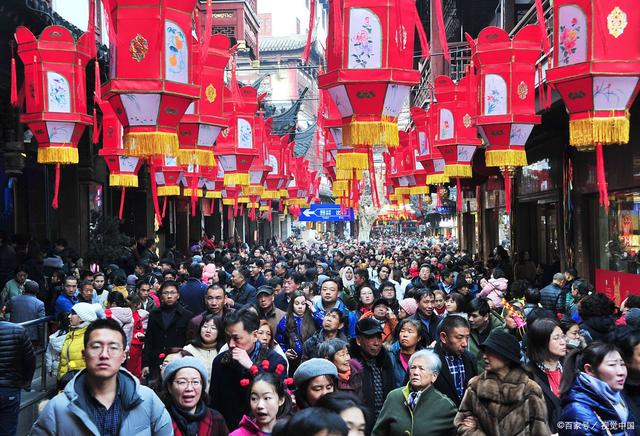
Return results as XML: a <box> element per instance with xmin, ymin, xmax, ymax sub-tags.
<box><xmin>1</xmin><ymin>229</ymin><xmax>640</xmax><ymax>435</ymax></box>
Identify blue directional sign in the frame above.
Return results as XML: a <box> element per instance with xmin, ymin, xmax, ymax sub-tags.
<box><xmin>298</xmin><ymin>204</ymin><xmax>354</xmax><ymax>222</ymax></box>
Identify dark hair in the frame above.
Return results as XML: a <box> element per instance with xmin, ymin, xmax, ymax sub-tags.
<box><xmin>160</xmin><ymin>280</ymin><xmax>180</xmax><ymax>294</ymax></box>
<box><xmin>273</xmin><ymin>407</ymin><xmax>348</xmax><ymax>436</ymax></box>
<box><xmin>223</xmin><ymin>307</ymin><xmax>260</xmax><ymax>333</ymax></box>
<box><xmin>559</xmin><ymin>341</ymin><xmax>621</xmax><ymax>396</ymax></box>
<box><xmin>393</xmin><ymin>318</ymin><xmax>427</xmax><ymax>349</ymax></box>
<box><xmin>107</xmin><ymin>291</ymin><xmax>127</xmax><ymax>308</ymax></box>
<box><xmin>192</xmin><ymin>314</ymin><xmax>225</xmax><ymax>351</ymax></box>
<box><xmin>611</xmin><ymin>327</ymin><xmax>640</xmax><ymax>369</ymax></box>
<box><xmin>440</xmin><ymin>314</ymin><xmax>470</xmax><ymax>336</ymax></box>
<box><xmin>285</xmin><ymin>291</ymin><xmax>317</xmax><ymax>350</ymax></box>
<box><xmin>565</xmin><ymin>268</ymin><xmax>578</xmax><ymax>278</ymax></box>
<box><xmin>492</xmin><ymin>269</ymin><xmax>506</xmax><ymax>280</ymax></box>
<box><xmin>571</xmin><ymin>280</ymin><xmax>592</xmax><ymax>298</ymax></box>
<box><xmin>80</xmin><ymin>279</ymin><xmax>94</xmax><ymax>290</ymax></box>
<box><xmin>354</xmin><ymin>268</ymin><xmax>369</xmax><ymax>281</ymax></box>
<box><xmin>414</xmin><ymin>288</ymin><xmax>435</xmax><ymax>303</ymax></box>
<box><xmin>465</xmin><ymin>297</ymin><xmax>490</xmax><ymax>316</ymax></box>
<box><xmin>524</xmin><ymin>287</ymin><xmax>541</xmax><ymax>305</ymax></box>
<box><xmin>526</xmin><ymin>318</ymin><xmax>562</xmax><ymax>364</ymax></box>
<box><xmin>317</xmin><ymin>338</ymin><xmax>349</xmax><ymax>362</ymax></box>
<box><xmin>294</xmin><ymin>374</ymin><xmax>338</xmax><ymax>409</ymax></box>
<box><xmin>269</xmin><ymin>277</ymin><xmax>283</xmax><ymax>288</ymax></box>
<box><xmin>285</xmin><ymin>271</ymin><xmax>304</xmax><ymax>284</ymax></box>
<box><xmin>510</xmin><ymin>280</ymin><xmax>530</xmax><ymax>300</ymax></box>
<box><xmin>127</xmin><ymin>294</ymin><xmax>142</xmax><ymax>308</ymax></box>
<box><xmin>249</xmin><ymin>258</ymin><xmax>265</xmax><ymax>268</ymax></box>
<box><xmin>64</xmin><ymin>275</ymin><xmax>78</xmax><ymax>285</ymax></box>
<box><xmin>445</xmin><ymin>292</ymin><xmax>466</xmax><ymax>313</ymax></box>
<box><xmin>578</xmin><ymin>293</ymin><xmax>616</xmax><ymax>320</ymax></box>
<box><xmin>316</xmin><ymin>392</ymin><xmax>371</xmax><ymax>434</ymax></box>
<box><xmin>112</xmin><ymin>274</ymin><xmax>127</xmax><ymax>287</ymax></box>
<box><xmin>83</xmin><ymin>318</ymin><xmax>127</xmax><ymax>349</ymax></box>
<box><xmin>188</xmin><ymin>263</ymin><xmax>202</xmax><ymax>278</ymax></box>
<box><xmin>235</xmin><ymin>267</ymin><xmax>251</xmax><ymax>281</ymax></box>
<box><xmin>250</xmin><ymin>372</ymin><xmax>292</xmax><ymax>419</ymax></box>
<box><xmin>79</xmin><ymin>270</ymin><xmax>94</xmax><ymax>281</ymax></box>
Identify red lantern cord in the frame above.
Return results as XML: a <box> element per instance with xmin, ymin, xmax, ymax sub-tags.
<box><xmin>534</xmin><ymin>0</ymin><xmax>550</xmax><ymax>54</ymax></box>
<box><xmin>596</xmin><ymin>142</ymin><xmax>610</xmax><ymax>210</ymax></box>
<box><xmin>504</xmin><ymin>169</ymin><xmax>512</xmax><ymax>214</ymax></box>
<box><xmin>32</xmin><ymin>56</ymin><xmax>39</xmax><ymax>107</ymax></box>
<box><xmin>162</xmin><ymin>197</ymin><xmax>168</xmax><ymax>219</ymax></box>
<box><xmin>190</xmin><ymin>175</ymin><xmax>198</xmax><ymax>217</ymax></box>
<box><xmin>10</xmin><ymin>48</ymin><xmax>18</xmax><ymax>107</ymax></box>
<box><xmin>119</xmin><ymin>187</ymin><xmax>126</xmax><ymax>220</ymax></box>
<box><xmin>433</xmin><ymin>0</ymin><xmax>450</xmax><ymax>61</ymax></box>
<box><xmin>92</xmin><ymin>107</ymin><xmax>101</xmax><ymax>144</ymax></box>
<box><xmin>456</xmin><ymin>177</ymin><xmax>462</xmax><ymax>213</ymax></box>
<box><xmin>331</xmin><ymin>0</ymin><xmax>343</xmax><ymax>62</ymax></box>
<box><xmin>302</xmin><ymin>0</ymin><xmax>316</xmax><ymax>64</ymax></box>
<box><xmin>52</xmin><ymin>164</ymin><xmax>61</xmax><ymax>209</ymax></box>
<box><xmin>368</xmin><ymin>150</ymin><xmax>380</xmax><ymax>209</ymax></box>
<box><xmin>148</xmin><ymin>163</ymin><xmax>163</xmax><ymax>225</ymax></box>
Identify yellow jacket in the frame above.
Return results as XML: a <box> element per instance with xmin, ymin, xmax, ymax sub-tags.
<box><xmin>58</xmin><ymin>326</ymin><xmax>87</xmax><ymax>380</ymax></box>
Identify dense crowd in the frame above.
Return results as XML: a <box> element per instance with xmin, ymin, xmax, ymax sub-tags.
<box><xmin>1</xmin><ymin>230</ymin><xmax>640</xmax><ymax>435</ymax></box>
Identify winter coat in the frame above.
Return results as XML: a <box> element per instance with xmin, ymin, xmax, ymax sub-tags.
<box><xmin>104</xmin><ymin>306</ymin><xmax>135</xmax><ymax>348</ymax></box>
<box><xmin>45</xmin><ymin>330</ymin><xmax>67</xmax><ymax>377</ymax></box>
<box><xmin>467</xmin><ymin>313</ymin><xmax>506</xmax><ymax>374</ymax></box>
<box><xmin>183</xmin><ymin>343</ymin><xmax>219</xmax><ymax>391</ymax></box>
<box><xmin>433</xmin><ymin>342</ymin><xmax>477</xmax><ymax>407</ymax></box>
<box><xmin>558</xmin><ymin>374</ymin><xmax>637</xmax><ymax>436</ymax></box>
<box><xmin>408</xmin><ymin>311</ymin><xmax>444</xmax><ymax>346</ymax></box>
<box><xmin>6</xmin><ymin>293</ymin><xmax>45</xmax><ymax>340</ymax></box>
<box><xmin>186</xmin><ymin>308</ymin><xmax>233</xmax><ymax>343</ymax></box>
<box><xmin>142</xmin><ymin>304</ymin><xmax>193</xmax><ymax>371</ymax></box>
<box><xmin>454</xmin><ymin>366</ymin><xmax>550</xmax><ymax>436</ymax></box>
<box><xmin>336</xmin><ymin>359</ymin><xmax>364</xmax><ymax>398</ymax></box>
<box><xmin>540</xmin><ymin>282</ymin><xmax>564</xmax><ymax>314</ymax></box>
<box><xmin>388</xmin><ymin>341</ymin><xmax>411</xmax><ymax>388</ymax></box>
<box><xmin>312</xmin><ymin>298</ymin><xmax>357</xmax><ymax>337</ymax></box>
<box><xmin>0</xmin><ymin>321</ymin><xmax>36</xmax><ymax>389</ymax></box>
<box><xmin>301</xmin><ymin>329</ymin><xmax>348</xmax><ymax>361</ymax></box>
<box><xmin>275</xmin><ymin>314</ymin><xmax>313</xmax><ymax>356</ymax></box>
<box><xmin>228</xmin><ymin>282</ymin><xmax>257</xmax><ymax>310</ymax></box>
<box><xmin>31</xmin><ymin>368</ymin><xmax>172</xmax><ymax>436</ymax></box>
<box><xmin>58</xmin><ymin>326</ymin><xmax>87</xmax><ymax>380</ymax></box>
<box><xmin>359</xmin><ymin>311</ymin><xmax>398</xmax><ymax>343</ymax></box>
<box><xmin>373</xmin><ymin>384</ymin><xmax>457</xmax><ymax>436</ymax></box>
<box><xmin>53</xmin><ymin>293</ymin><xmax>77</xmax><ymax>317</ymax></box>
<box><xmin>179</xmin><ymin>278</ymin><xmax>208</xmax><ymax>315</ymax></box>
<box><xmin>349</xmin><ymin>338</ymin><xmax>396</xmax><ymax>417</ymax></box>
<box><xmin>479</xmin><ymin>278</ymin><xmax>508</xmax><ymax>309</ymax></box>
<box><xmin>230</xmin><ymin>415</ymin><xmax>268</xmax><ymax>436</ymax></box>
<box><xmin>257</xmin><ymin>306</ymin><xmax>285</xmax><ymax>335</ymax></box>
<box><xmin>170</xmin><ymin>403</ymin><xmax>229</xmax><ymax>436</ymax></box>
<box><xmin>527</xmin><ymin>363</ymin><xmax>562</xmax><ymax>433</ymax></box>
<box><xmin>581</xmin><ymin>315</ymin><xmax>617</xmax><ymax>343</ymax></box>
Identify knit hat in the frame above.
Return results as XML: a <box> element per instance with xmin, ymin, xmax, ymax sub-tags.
<box><xmin>163</xmin><ymin>356</ymin><xmax>209</xmax><ymax>387</ymax></box>
<box><xmin>71</xmin><ymin>302</ymin><xmax>103</xmax><ymax>324</ymax></box>
<box><xmin>293</xmin><ymin>358</ymin><xmax>338</xmax><ymax>387</ymax></box>
<box><xmin>479</xmin><ymin>329</ymin><xmax>522</xmax><ymax>366</ymax></box>
<box><xmin>127</xmin><ymin>274</ymin><xmax>138</xmax><ymax>286</ymax></box>
<box><xmin>399</xmin><ymin>298</ymin><xmax>418</xmax><ymax>316</ymax></box>
<box><xmin>626</xmin><ymin>308</ymin><xmax>640</xmax><ymax>328</ymax></box>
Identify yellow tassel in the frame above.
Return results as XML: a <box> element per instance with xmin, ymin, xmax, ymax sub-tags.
<box><xmin>336</xmin><ymin>169</ymin><xmax>364</xmax><ymax>180</ymax></box>
<box><xmin>485</xmin><ymin>149</ymin><xmax>528</xmax><ymax>167</ymax></box>
<box><xmin>177</xmin><ymin>149</ymin><xmax>216</xmax><ymax>167</ymax></box>
<box><xmin>336</xmin><ymin>153</ymin><xmax>369</xmax><ymax>171</ymax></box>
<box><xmin>224</xmin><ymin>172</ymin><xmax>250</xmax><ymax>186</ymax></box>
<box><xmin>342</xmin><ymin>116</ymin><xmax>399</xmax><ymax>147</ymax></box>
<box><xmin>278</xmin><ymin>189</ymin><xmax>289</xmax><ymax>198</ymax></box>
<box><xmin>237</xmin><ymin>197</ymin><xmax>249</xmax><ymax>204</ymax></box>
<box><xmin>395</xmin><ymin>187</ymin><xmax>411</xmax><ymax>195</ymax></box>
<box><xmin>333</xmin><ymin>180</ymin><xmax>349</xmax><ymax>191</ymax></box>
<box><xmin>205</xmin><ymin>191</ymin><xmax>222</xmax><ymax>199</ymax></box>
<box><xmin>261</xmin><ymin>190</ymin><xmax>279</xmax><ymax>199</ymax></box>
<box><xmin>259</xmin><ymin>205</ymin><xmax>270</xmax><ymax>212</ymax></box>
<box><xmin>222</xmin><ymin>198</ymin><xmax>235</xmax><ymax>206</ymax></box>
<box><xmin>38</xmin><ymin>146</ymin><xmax>78</xmax><ymax>164</ymax></box>
<box><xmin>410</xmin><ymin>186</ymin><xmax>430</xmax><ymax>195</ymax></box>
<box><xmin>445</xmin><ymin>164</ymin><xmax>472</xmax><ymax>178</ymax></box>
<box><xmin>244</xmin><ymin>185</ymin><xmax>264</xmax><ymax>196</ymax></box>
<box><xmin>109</xmin><ymin>173</ymin><xmax>139</xmax><ymax>187</ymax></box>
<box><xmin>569</xmin><ymin>116</ymin><xmax>630</xmax><ymax>149</ymax></box>
<box><xmin>124</xmin><ymin>132</ymin><xmax>179</xmax><ymax>157</ymax></box>
<box><xmin>427</xmin><ymin>173</ymin><xmax>449</xmax><ymax>185</ymax></box>
<box><xmin>183</xmin><ymin>188</ymin><xmax>204</xmax><ymax>197</ymax></box>
<box><xmin>248</xmin><ymin>202</ymin><xmax>260</xmax><ymax>208</ymax></box>
<box><xmin>157</xmin><ymin>185</ymin><xmax>180</xmax><ymax>196</ymax></box>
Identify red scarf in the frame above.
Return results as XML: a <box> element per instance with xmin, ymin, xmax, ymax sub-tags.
<box><xmin>338</xmin><ymin>367</ymin><xmax>352</xmax><ymax>383</ymax></box>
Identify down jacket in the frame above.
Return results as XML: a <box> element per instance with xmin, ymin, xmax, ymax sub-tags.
<box><xmin>0</xmin><ymin>321</ymin><xmax>36</xmax><ymax>389</ymax></box>
<box><xmin>45</xmin><ymin>330</ymin><xmax>67</xmax><ymax>377</ymax></box>
<box><xmin>57</xmin><ymin>326</ymin><xmax>87</xmax><ymax>380</ymax></box>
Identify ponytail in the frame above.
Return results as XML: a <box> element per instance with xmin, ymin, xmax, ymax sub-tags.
<box><xmin>559</xmin><ymin>341</ymin><xmax>620</xmax><ymax>397</ymax></box>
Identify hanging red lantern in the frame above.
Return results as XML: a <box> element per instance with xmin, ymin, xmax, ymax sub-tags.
<box><xmin>546</xmin><ymin>0</ymin><xmax>640</xmax><ymax>208</ymax></box>
<box><xmin>101</xmin><ymin>0</ymin><xmax>199</xmax><ymax>158</ymax></box>
<box><xmin>469</xmin><ymin>25</ymin><xmax>543</xmax><ymax>214</ymax></box>
<box><xmin>14</xmin><ymin>26</ymin><xmax>94</xmax><ymax>208</ymax></box>
<box><xmin>411</xmin><ymin>107</ymin><xmax>450</xmax><ymax>187</ymax></box>
<box><xmin>177</xmin><ymin>34</ymin><xmax>231</xmax><ymax>167</ymax></box>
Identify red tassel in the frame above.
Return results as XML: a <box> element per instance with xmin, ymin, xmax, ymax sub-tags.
<box><xmin>504</xmin><ymin>169</ymin><xmax>512</xmax><ymax>214</ymax></box>
<box><xmin>10</xmin><ymin>54</ymin><xmax>18</xmax><ymax>107</ymax></box>
<box><xmin>249</xmin><ymin>207</ymin><xmax>256</xmax><ymax>221</ymax></box>
<box><xmin>162</xmin><ymin>197</ymin><xmax>168</xmax><ymax>219</ymax></box>
<box><xmin>456</xmin><ymin>178</ymin><xmax>462</xmax><ymax>213</ymax></box>
<box><xmin>94</xmin><ymin>60</ymin><xmax>101</xmax><ymax>103</ymax></box>
<box><xmin>278</xmin><ymin>200</ymin><xmax>283</xmax><ymax>212</ymax></box>
<box><xmin>267</xmin><ymin>206</ymin><xmax>273</xmax><ymax>222</ymax></box>
<box><xmin>92</xmin><ymin>107</ymin><xmax>101</xmax><ymax>144</ymax></box>
<box><xmin>534</xmin><ymin>0</ymin><xmax>551</xmax><ymax>54</ymax></box>
<box><xmin>119</xmin><ymin>187</ymin><xmax>126</xmax><ymax>220</ymax></box>
<box><xmin>148</xmin><ymin>163</ymin><xmax>163</xmax><ymax>225</ymax></box>
<box><xmin>596</xmin><ymin>142</ymin><xmax>610</xmax><ymax>210</ymax></box>
<box><xmin>332</xmin><ymin>0</ymin><xmax>343</xmax><ymax>63</ymax></box>
<box><xmin>434</xmin><ymin>0</ymin><xmax>450</xmax><ymax>61</ymax></box>
<box><xmin>302</xmin><ymin>0</ymin><xmax>316</xmax><ymax>64</ymax></box>
<box><xmin>52</xmin><ymin>164</ymin><xmax>61</xmax><ymax>209</ymax></box>
<box><xmin>234</xmin><ymin>202</ymin><xmax>239</xmax><ymax>217</ymax></box>
<box><xmin>414</xmin><ymin>5</ymin><xmax>430</xmax><ymax>59</ymax></box>
<box><xmin>190</xmin><ymin>176</ymin><xmax>198</xmax><ymax>217</ymax></box>
<box><xmin>32</xmin><ymin>56</ymin><xmax>40</xmax><ymax>107</ymax></box>
<box><xmin>227</xmin><ymin>205</ymin><xmax>233</xmax><ymax>220</ymax></box>
<box><xmin>368</xmin><ymin>151</ymin><xmax>380</xmax><ymax>209</ymax></box>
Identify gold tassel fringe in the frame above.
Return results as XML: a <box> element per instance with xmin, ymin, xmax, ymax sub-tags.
<box><xmin>38</xmin><ymin>146</ymin><xmax>78</xmax><ymax>164</ymax></box>
<box><xmin>177</xmin><ymin>149</ymin><xmax>216</xmax><ymax>167</ymax></box>
<box><xmin>248</xmin><ymin>202</ymin><xmax>259</xmax><ymax>208</ymax></box>
<box><xmin>410</xmin><ymin>186</ymin><xmax>431</xmax><ymax>195</ymax></box>
<box><xmin>224</xmin><ymin>172</ymin><xmax>250</xmax><ymax>186</ymax></box>
<box><xmin>485</xmin><ymin>149</ymin><xmax>528</xmax><ymax>167</ymax></box>
<box><xmin>336</xmin><ymin>169</ymin><xmax>364</xmax><ymax>180</ymax></box>
<box><xmin>445</xmin><ymin>164</ymin><xmax>472</xmax><ymax>178</ymax></box>
<box><xmin>205</xmin><ymin>191</ymin><xmax>222</xmax><ymax>199</ymax></box>
<box><xmin>237</xmin><ymin>197</ymin><xmax>249</xmax><ymax>204</ymax></box>
<box><xmin>427</xmin><ymin>173</ymin><xmax>450</xmax><ymax>185</ymax></box>
<box><xmin>336</xmin><ymin>152</ymin><xmax>369</xmax><ymax>171</ymax></box>
<box><xmin>183</xmin><ymin>188</ymin><xmax>203</xmax><ymax>197</ymax></box>
<box><xmin>244</xmin><ymin>185</ymin><xmax>264</xmax><ymax>196</ymax></box>
<box><xmin>259</xmin><ymin>205</ymin><xmax>270</xmax><ymax>212</ymax></box>
<box><xmin>342</xmin><ymin>116</ymin><xmax>399</xmax><ymax>147</ymax></box>
<box><xmin>109</xmin><ymin>173</ymin><xmax>139</xmax><ymax>187</ymax></box>
<box><xmin>569</xmin><ymin>116</ymin><xmax>630</xmax><ymax>150</ymax></box>
<box><xmin>222</xmin><ymin>199</ymin><xmax>235</xmax><ymax>206</ymax></box>
<box><xmin>262</xmin><ymin>190</ymin><xmax>279</xmax><ymax>199</ymax></box>
<box><xmin>157</xmin><ymin>185</ymin><xmax>180</xmax><ymax>196</ymax></box>
<box><xmin>124</xmin><ymin>132</ymin><xmax>179</xmax><ymax>157</ymax></box>
<box><xmin>278</xmin><ymin>189</ymin><xmax>289</xmax><ymax>198</ymax></box>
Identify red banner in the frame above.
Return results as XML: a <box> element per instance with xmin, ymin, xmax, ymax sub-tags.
<box><xmin>595</xmin><ymin>269</ymin><xmax>640</xmax><ymax>306</ymax></box>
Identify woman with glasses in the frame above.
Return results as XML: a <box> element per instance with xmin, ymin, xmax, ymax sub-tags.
<box><xmin>526</xmin><ymin>317</ymin><xmax>567</xmax><ymax>433</ymax></box>
<box><xmin>183</xmin><ymin>315</ymin><xmax>225</xmax><ymax>391</ymax></box>
<box><xmin>162</xmin><ymin>356</ymin><xmax>229</xmax><ymax>435</ymax></box>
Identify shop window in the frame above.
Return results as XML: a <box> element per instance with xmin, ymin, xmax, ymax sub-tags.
<box><xmin>597</xmin><ymin>191</ymin><xmax>640</xmax><ymax>274</ymax></box>
<box><xmin>518</xmin><ymin>158</ymin><xmax>556</xmax><ymax>195</ymax></box>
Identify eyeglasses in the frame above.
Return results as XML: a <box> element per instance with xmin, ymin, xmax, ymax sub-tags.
<box><xmin>163</xmin><ymin>291</ymin><xmax>178</xmax><ymax>296</ymax></box>
<box><xmin>86</xmin><ymin>343</ymin><xmax>124</xmax><ymax>356</ymax></box>
<box><xmin>173</xmin><ymin>379</ymin><xmax>202</xmax><ymax>389</ymax></box>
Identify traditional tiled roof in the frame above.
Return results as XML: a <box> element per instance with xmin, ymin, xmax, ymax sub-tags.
<box><xmin>293</xmin><ymin>121</ymin><xmax>316</xmax><ymax>157</ymax></box>
<box><xmin>259</xmin><ymin>35</ymin><xmax>307</xmax><ymax>53</ymax></box>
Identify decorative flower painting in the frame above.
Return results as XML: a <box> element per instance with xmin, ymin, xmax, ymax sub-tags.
<box><xmin>328</xmin><ymin>85</ymin><xmax>354</xmax><ymax>118</ymax></box>
<box><xmin>348</xmin><ymin>9</ymin><xmax>381</xmax><ymax>69</ymax></box>
<box><xmin>237</xmin><ymin>118</ymin><xmax>253</xmax><ymax>149</ymax></box>
<box><xmin>47</xmin><ymin>72</ymin><xmax>71</xmax><ymax>113</ymax></box>
<box><xmin>418</xmin><ymin>131</ymin><xmax>430</xmax><ymax>156</ymax></box>
<box><xmin>593</xmin><ymin>77</ymin><xmax>639</xmax><ymax>111</ymax></box>
<box><xmin>122</xmin><ymin>94</ymin><xmax>161</xmax><ymax>126</ymax></box>
<box><xmin>484</xmin><ymin>74</ymin><xmax>507</xmax><ymax>115</ymax></box>
<box><xmin>47</xmin><ymin>122</ymin><xmax>74</xmax><ymax>143</ymax></box>
<box><xmin>165</xmin><ymin>20</ymin><xmax>188</xmax><ymax>83</ymax></box>
<box><xmin>456</xmin><ymin>145</ymin><xmax>476</xmax><ymax>163</ymax></box>
<box><xmin>119</xmin><ymin>156</ymin><xmax>139</xmax><ymax>173</ymax></box>
<box><xmin>440</xmin><ymin>109</ymin><xmax>454</xmax><ymax>140</ymax></box>
<box><xmin>383</xmin><ymin>84</ymin><xmax>411</xmax><ymax>116</ymax></box>
<box><xmin>558</xmin><ymin>6</ymin><xmax>587</xmax><ymax>65</ymax></box>
<box><xmin>509</xmin><ymin>124</ymin><xmax>534</xmax><ymax>146</ymax></box>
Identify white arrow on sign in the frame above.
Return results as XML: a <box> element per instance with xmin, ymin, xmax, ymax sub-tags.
<box><xmin>302</xmin><ymin>209</ymin><xmax>317</xmax><ymax>218</ymax></box>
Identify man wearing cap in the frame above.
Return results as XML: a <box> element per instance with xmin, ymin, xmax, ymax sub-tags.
<box><xmin>32</xmin><ymin>318</ymin><xmax>172</xmax><ymax>435</ymax></box>
<box><xmin>254</xmin><ymin>285</ymin><xmax>285</xmax><ymax>333</ymax></box>
<box><xmin>359</xmin><ymin>298</ymin><xmax>398</xmax><ymax>344</ymax></box>
<box><xmin>350</xmin><ymin>318</ymin><xmax>395</xmax><ymax>419</ymax></box>
<box><xmin>5</xmin><ymin>279</ymin><xmax>45</xmax><ymax>342</ymax></box>
<box><xmin>454</xmin><ymin>329</ymin><xmax>549</xmax><ymax>435</ymax></box>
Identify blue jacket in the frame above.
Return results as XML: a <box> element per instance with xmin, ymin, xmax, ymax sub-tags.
<box><xmin>275</xmin><ymin>314</ymin><xmax>305</xmax><ymax>355</ymax></box>
<box><xmin>228</xmin><ymin>282</ymin><xmax>257</xmax><ymax>309</ymax></box>
<box><xmin>54</xmin><ymin>294</ymin><xmax>77</xmax><ymax>317</ymax></box>
<box><xmin>313</xmin><ymin>298</ymin><xmax>357</xmax><ymax>337</ymax></box>
<box><xmin>559</xmin><ymin>374</ymin><xmax>637</xmax><ymax>436</ymax></box>
<box><xmin>179</xmin><ymin>278</ymin><xmax>207</xmax><ymax>314</ymax></box>
<box><xmin>387</xmin><ymin>341</ymin><xmax>409</xmax><ymax>388</ymax></box>
<box><xmin>6</xmin><ymin>294</ymin><xmax>45</xmax><ymax>341</ymax></box>
<box><xmin>247</xmin><ymin>273</ymin><xmax>268</xmax><ymax>289</ymax></box>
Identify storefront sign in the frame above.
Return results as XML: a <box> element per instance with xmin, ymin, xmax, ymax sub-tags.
<box><xmin>595</xmin><ymin>269</ymin><xmax>640</xmax><ymax>305</ymax></box>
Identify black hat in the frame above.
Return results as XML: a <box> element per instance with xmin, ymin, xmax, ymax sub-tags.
<box><xmin>454</xmin><ymin>274</ymin><xmax>469</xmax><ymax>291</ymax></box>
<box><xmin>159</xmin><ymin>258</ymin><xmax>176</xmax><ymax>267</ymax></box>
<box><xmin>256</xmin><ymin>286</ymin><xmax>274</xmax><ymax>296</ymax></box>
<box><xmin>479</xmin><ymin>330</ymin><xmax>522</xmax><ymax>366</ymax></box>
<box><xmin>372</xmin><ymin>297</ymin><xmax>391</xmax><ymax>309</ymax></box>
<box><xmin>356</xmin><ymin>318</ymin><xmax>383</xmax><ymax>336</ymax></box>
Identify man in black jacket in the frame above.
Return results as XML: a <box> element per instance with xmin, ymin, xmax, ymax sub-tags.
<box><xmin>140</xmin><ymin>280</ymin><xmax>193</xmax><ymax>381</ymax></box>
<box><xmin>409</xmin><ymin>289</ymin><xmax>444</xmax><ymax>346</ymax></box>
<box><xmin>0</xmin><ymin>320</ymin><xmax>35</xmax><ymax>435</ymax></box>
<box><xmin>349</xmin><ymin>318</ymin><xmax>395</xmax><ymax>419</ymax></box>
<box><xmin>226</xmin><ymin>268</ymin><xmax>257</xmax><ymax>310</ymax></box>
<box><xmin>433</xmin><ymin>315</ymin><xmax>477</xmax><ymax>407</ymax></box>
<box><xmin>209</xmin><ymin>308</ymin><xmax>287</xmax><ymax>429</ymax></box>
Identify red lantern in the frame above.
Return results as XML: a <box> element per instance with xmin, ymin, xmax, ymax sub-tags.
<box><xmin>14</xmin><ymin>26</ymin><xmax>94</xmax><ymax>208</ymax></box>
<box><xmin>101</xmin><ymin>0</ymin><xmax>199</xmax><ymax>158</ymax></box>
<box><xmin>411</xmin><ymin>107</ymin><xmax>449</xmax><ymax>186</ymax></box>
<box><xmin>177</xmin><ymin>34</ymin><xmax>231</xmax><ymax>167</ymax></box>
<box><xmin>470</xmin><ymin>25</ymin><xmax>543</xmax><ymax>213</ymax></box>
<box><xmin>546</xmin><ymin>0</ymin><xmax>640</xmax><ymax>208</ymax></box>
